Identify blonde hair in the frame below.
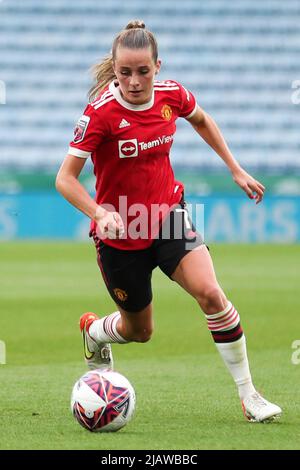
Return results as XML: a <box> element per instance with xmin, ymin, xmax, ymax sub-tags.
<box><xmin>89</xmin><ymin>20</ymin><xmax>158</xmax><ymax>102</ymax></box>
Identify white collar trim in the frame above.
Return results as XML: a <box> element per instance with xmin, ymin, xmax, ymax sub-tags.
<box><xmin>109</xmin><ymin>81</ymin><xmax>154</xmax><ymax>111</ymax></box>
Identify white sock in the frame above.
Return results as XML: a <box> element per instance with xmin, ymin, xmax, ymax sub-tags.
<box><xmin>205</xmin><ymin>302</ymin><xmax>256</xmax><ymax>400</ymax></box>
<box><xmin>215</xmin><ymin>335</ymin><xmax>256</xmax><ymax>400</ymax></box>
<box><xmin>89</xmin><ymin>311</ymin><xmax>128</xmax><ymax>344</ymax></box>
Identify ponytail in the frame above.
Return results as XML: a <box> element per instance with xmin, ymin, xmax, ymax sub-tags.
<box><xmin>88</xmin><ymin>55</ymin><xmax>116</xmax><ymax>102</ymax></box>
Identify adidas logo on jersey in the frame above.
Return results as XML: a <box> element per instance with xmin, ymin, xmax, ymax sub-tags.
<box><xmin>119</xmin><ymin>119</ymin><xmax>131</xmax><ymax>128</ymax></box>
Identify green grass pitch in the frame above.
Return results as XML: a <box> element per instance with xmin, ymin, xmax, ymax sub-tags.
<box><xmin>0</xmin><ymin>242</ymin><xmax>299</xmax><ymax>450</ymax></box>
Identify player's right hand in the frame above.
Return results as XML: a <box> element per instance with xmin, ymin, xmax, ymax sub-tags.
<box><xmin>95</xmin><ymin>208</ymin><xmax>125</xmax><ymax>239</ymax></box>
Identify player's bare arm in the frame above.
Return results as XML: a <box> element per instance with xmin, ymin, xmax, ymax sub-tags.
<box><xmin>56</xmin><ymin>154</ymin><xmax>124</xmax><ymax>238</ymax></box>
<box><xmin>187</xmin><ymin>106</ymin><xmax>265</xmax><ymax>204</ymax></box>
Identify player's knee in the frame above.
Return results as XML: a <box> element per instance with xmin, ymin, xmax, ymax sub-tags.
<box><xmin>195</xmin><ymin>285</ymin><xmax>226</xmax><ymax>314</ymax></box>
<box><xmin>132</xmin><ymin>328</ymin><xmax>153</xmax><ymax>343</ymax></box>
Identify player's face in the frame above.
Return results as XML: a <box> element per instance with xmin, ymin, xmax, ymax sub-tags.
<box><xmin>113</xmin><ymin>47</ymin><xmax>161</xmax><ymax>105</ymax></box>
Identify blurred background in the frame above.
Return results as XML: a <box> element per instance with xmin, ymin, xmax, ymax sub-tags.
<box><xmin>1</xmin><ymin>0</ymin><xmax>300</xmax><ymax>242</ymax></box>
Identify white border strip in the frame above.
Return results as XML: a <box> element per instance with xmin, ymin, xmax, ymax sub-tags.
<box><xmin>68</xmin><ymin>147</ymin><xmax>91</xmax><ymax>158</ymax></box>
<box><xmin>185</xmin><ymin>103</ymin><xmax>198</xmax><ymax>120</ymax></box>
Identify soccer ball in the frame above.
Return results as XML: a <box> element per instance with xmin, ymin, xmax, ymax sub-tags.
<box><xmin>71</xmin><ymin>369</ymin><xmax>136</xmax><ymax>432</ymax></box>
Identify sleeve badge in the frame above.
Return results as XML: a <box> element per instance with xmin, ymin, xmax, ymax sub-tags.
<box><xmin>73</xmin><ymin>115</ymin><xmax>90</xmax><ymax>144</ymax></box>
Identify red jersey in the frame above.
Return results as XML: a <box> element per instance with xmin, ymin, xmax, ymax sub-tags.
<box><xmin>69</xmin><ymin>79</ymin><xmax>197</xmax><ymax>250</ymax></box>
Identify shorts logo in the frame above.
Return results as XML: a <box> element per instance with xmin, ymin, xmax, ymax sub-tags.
<box><xmin>113</xmin><ymin>288</ymin><xmax>128</xmax><ymax>302</ymax></box>
<box><xmin>161</xmin><ymin>104</ymin><xmax>172</xmax><ymax>121</ymax></box>
<box><xmin>73</xmin><ymin>115</ymin><xmax>90</xmax><ymax>143</ymax></box>
<box><xmin>118</xmin><ymin>139</ymin><xmax>138</xmax><ymax>158</ymax></box>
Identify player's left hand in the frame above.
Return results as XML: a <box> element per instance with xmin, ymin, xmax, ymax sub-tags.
<box><xmin>232</xmin><ymin>168</ymin><xmax>265</xmax><ymax>204</ymax></box>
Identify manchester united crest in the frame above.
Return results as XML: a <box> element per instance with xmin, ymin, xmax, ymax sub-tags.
<box><xmin>161</xmin><ymin>104</ymin><xmax>172</xmax><ymax>121</ymax></box>
<box><xmin>113</xmin><ymin>288</ymin><xmax>128</xmax><ymax>302</ymax></box>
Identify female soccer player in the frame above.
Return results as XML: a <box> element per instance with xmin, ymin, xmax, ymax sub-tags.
<box><xmin>56</xmin><ymin>20</ymin><xmax>281</xmax><ymax>423</ymax></box>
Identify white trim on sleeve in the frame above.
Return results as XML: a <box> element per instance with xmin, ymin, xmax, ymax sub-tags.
<box><xmin>68</xmin><ymin>146</ymin><xmax>91</xmax><ymax>158</ymax></box>
<box><xmin>185</xmin><ymin>103</ymin><xmax>198</xmax><ymax>120</ymax></box>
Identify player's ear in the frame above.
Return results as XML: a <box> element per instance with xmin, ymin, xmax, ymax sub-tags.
<box><xmin>155</xmin><ymin>59</ymin><xmax>161</xmax><ymax>75</ymax></box>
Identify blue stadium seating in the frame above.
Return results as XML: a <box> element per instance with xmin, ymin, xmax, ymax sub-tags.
<box><xmin>0</xmin><ymin>0</ymin><xmax>299</xmax><ymax>168</ymax></box>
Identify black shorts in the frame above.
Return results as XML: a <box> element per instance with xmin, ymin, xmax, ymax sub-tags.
<box><xmin>90</xmin><ymin>198</ymin><xmax>204</xmax><ymax>312</ymax></box>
